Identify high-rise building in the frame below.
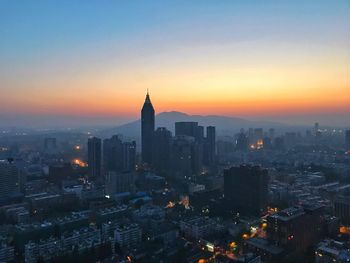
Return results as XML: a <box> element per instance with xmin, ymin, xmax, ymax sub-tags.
<box><xmin>153</xmin><ymin>127</ymin><xmax>172</xmax><ymax>174</ymax></box>
<box><xmin>141</xmin><ymin>91</ymin><xmax>155</xmax><ymax>164</ymax></box>
<box><xmin>171</xmin><ymin>135</ymin><xmax>197</xmax><ymax>179</ymax></box>
<box><xmin>103</xmin><ymin>135</ymin><xmax>136</xmax><ymax>173</ymax></box>
<box><xmin>0</xmin><ymin>159</ymin><xmax>20</xmax><ymax>201</ymax></box>
<box><xmin>345</xmin><ymin>130</ymin><xmax>350</xmax><ymax>149</ymax></box>
<box><xmin>88</xmin><ymin>137</ymin><xmax>102</xmax><ymax>179</ymax></box>
<box><xmin>224</xmin><ymin>165</ymin><xmax>268</xmax><ymax>216</ymax></box>
<box><xmin>236</xmin><ymin>132</ymin><xmax>248</xmax><ymax>151</ymax></box>
<box><xmin>103</xmin><ymin>135</ymin><xmax>123</xmax><ymax>173</ymax></box>
<box><xmin>122</xmin><ymin>141</ymin><xmax>136</xmax><ymax>172</ymax></box>
<box><xmin>205</xmin><ymin>126</ymin><xmax>216</xmax><ymax>165</ymax></box>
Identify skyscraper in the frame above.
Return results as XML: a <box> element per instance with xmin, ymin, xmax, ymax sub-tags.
<box><xmin>206</xmin><ymin>126</ymin><xmax>216</xmax><ymax>165</ymax></box>
<box><xmin>141</xmin><ymin>91</ymin><xmax>155</xmax><ymax>164</ymax></box>
<box><xmin>88</xmin><ymin>137</ymin><xmax>102</xmax><ymax>179</ymax></box>
<box><xmin>153</xmin><ymin>127</ymin><xmax>172</xmax><ymax>174</ymax></box>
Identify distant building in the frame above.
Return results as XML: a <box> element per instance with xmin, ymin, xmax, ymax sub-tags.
<box><xmin>175</xmin><ymin>122</ymin><xmax>200</xmax><ymax>139</ymax></box>
<box><xmin>0</xmin><ymin>160</ymin><xmax>20</xmax><ymax>201</ymax></box>
<box><xmin>345</xmin><ymin>130</ymin><xmax>350</xmax><ymax>149</ymax></box>
<box><xmin>204</xmin><ymin>126</ymin><xmax>216</xmax><ymax>166</ymax></box>
<box><xmin>224</xmin><ymin>165</ymin><xmax>268</xmax><ymax>216</ymax></box>
<box><xmin>141</xmin><ymin>91</ymin><xmax>155</xmax><ymax>165</ymax></box>
<box><xmin>236</xmin><ymin>132</ymin><xmax>248</xmax><ymax>151</ymax></box>
<box><xmin>44</xmin><ymin>138</ymin><xmax>57</xmax><ymax>154</ymax></box>
<box><xmin>88</xmin><ymin>137</ymin><xmax>102</xmax><ymax>179</ymax></box>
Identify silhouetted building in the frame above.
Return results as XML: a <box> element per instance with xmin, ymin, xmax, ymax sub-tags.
<box><xmin>346</xmin><ymin>130</ymin><xmax>350</xmax><ymax>149</ymax></box>
<box><xmin>171</xmin><ymin>135</ymin><xmax>202</xmax><ymax>179</ymax></box>
<box><xmin>153</xmin><ymin>127</ymin><xmax>172</xmax><ymax>174</ymax></box>
<box><xmin>175</xmin><ymin>122</ymin><xmax>199</xmax><ymax>138</ymax></box>
<box><xmin>224</xmin><ymin>165</ymin><xmax>268</xmax><ymax>216</ymax></box>
<box><xmin>236</xmin><ymin>132</ymin><xmax>248</xmax><ymax>151</ymax></box>
<box><xmin>205</xmin><ymin>126</ymin><xmax>216</xmax><ymax>166</ymax></box>
<box><xmin>88</xmin><ymin>137</ymin><xmax>102</xmax><ymax>179</ymax></box>
<box><xmin>141</xmin><ymin>92</ymin><xmax>155</xmax><ymax>164</ymax></box>
<box><xmin>44</xmin><ymin>138</ymin><xmax>57</xmax><ymax>154</ymax></box>
<box><xmin>103</xmin><ymin>135</ymin><xmax>123</xmax><ymax>173</ymax></box>
<box><xmin>122</xmin><ymin>141</ymin><xmax>136</xmax><ymax>172</ymax></box>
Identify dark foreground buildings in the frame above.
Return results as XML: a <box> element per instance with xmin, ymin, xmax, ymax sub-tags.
<box><xmin>224</xmin><ymin>165</ymin><xmax>268</xmax><ymax>216</ymax></box>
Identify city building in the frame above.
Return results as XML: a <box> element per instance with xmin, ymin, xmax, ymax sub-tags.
<box><xmin>315</xmin><ymin>239</ymin><xmax>350</xmax><ymax>263</ymax></box>
<box><xmin>346</xmin><ymin>130</ymin><xmax>350</xmax><ymax>149</ymax></box>
<box><xmin>105</xmin><ymin>171</ymin><xmax>134</xmax><ymax>196</ymax></box>
<box><xmin>141</xmin><ymin>91</ymin><xmax>155</xmax><ymax>165</ymax></box>
<box><xmin>88</xmin><ymin>137</ymin><xmax>102</xmax><ymax>179</ymax></box>
<box><xmin>204</xmin><ymin>126</ymin><xmax>216</xmax><ymax>166</ymax></box>
<box><xmin>114</xmin><ymin>223</ymin><xmax>142</xmax><ymax>247</ymax></box>
<box><xmin>152</xmin><ymin>127</ymin><xmax>172</xmax><ymax>174</ymax></box>
<box><xmin>224</xmin><ymin>165</ymin><xmax>268</xmax><ymax>216</ymax></box>
<box><xmin>0</xmin><ymin>159</ymin><xmax>20</xmax><ymax>202</ymax></box>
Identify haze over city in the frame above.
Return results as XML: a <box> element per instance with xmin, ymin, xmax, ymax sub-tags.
<box><xmin>1</xmin><ymin>0</ymin><xmax>349</xmax><ymax>128</ymax></box>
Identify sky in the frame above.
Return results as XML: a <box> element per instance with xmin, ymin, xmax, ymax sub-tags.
<box><xmin>0</xmin><ymin>0</ymin><xmax>349</xmax><ymax>128</ymax></box>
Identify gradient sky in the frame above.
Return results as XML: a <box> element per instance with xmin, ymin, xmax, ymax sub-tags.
<box><xmin>0</xmin><ymin>0</ymin><xmax>349</xmax><ymax>127</ymax></box>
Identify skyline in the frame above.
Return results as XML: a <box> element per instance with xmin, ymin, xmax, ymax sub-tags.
<box><xmin>1</xmin><ymin>1</ymin><xmax>350</xmax><ymax>127</ymax></box>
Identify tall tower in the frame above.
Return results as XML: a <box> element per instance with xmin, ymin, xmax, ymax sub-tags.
<box><xmin>88</xmin><ymin>137</ymin><xmax>102</xmax><ymax>179</ymax></box>
<box><xmin>141</xmin><ymin>91</ymin><xmax>155</xmax><ymax>164</ymax></box>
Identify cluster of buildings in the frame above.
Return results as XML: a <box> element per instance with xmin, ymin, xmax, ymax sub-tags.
<box><xmin>0</xmin><ymin>92</ymin><xmax>349</xmax><ymax>262</ymax></box>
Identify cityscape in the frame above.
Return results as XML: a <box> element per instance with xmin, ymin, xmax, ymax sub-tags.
<box><xmin>1</xmin><ymin>1</ymin><xmax>350</xmax><ymax>263</ymax></box>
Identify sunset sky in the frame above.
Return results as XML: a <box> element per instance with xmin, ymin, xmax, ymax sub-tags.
<box><xmin>1</xmin><ymin>0</ymin><xmax>349</xmax><ymax>127</ymax></box>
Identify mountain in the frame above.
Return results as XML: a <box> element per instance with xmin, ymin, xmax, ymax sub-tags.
<box><xmin>98</xmin><ymin>111</ymin><xmax>288</xmax><ymax>139</ymax></box>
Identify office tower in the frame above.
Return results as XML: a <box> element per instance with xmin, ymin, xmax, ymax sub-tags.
<box><xmin>205</xmin><ymin>126</ymin><xmax>216</xmax><ymax>165</ymax></box>
<box><xmin>103</xmin><ymin>135</ymin><xmax>123</xmax><ymax>173</ymax></box>
<box><xmin>122</xmin><ymin>141</ymin><xmax>136</xmax><ymax>172</ymax></box>
<box><xmin>141</xmin><ymin>91</ymin><xmax>155</xmax><ymax>164</ymax></box>
<box><xmin>153</xmin><ymin>127</ymin><xmax>172</xmax><ymax>174</ymax></box>
<box><xmin>0</xmin><ymin>159</ymin><xmax>20</xmax><ymax>201</ymax></box>
<box><xmin>224</xmin><ymin>165</ymin><xmax>268</xmax><ymax>216</ymax></box>
<box><xmin>175</xmin><ymin>122</ymin><xmax>199</xmax><ymax>138</ymax></box>
<box><xmin>236</xmin><ymin>132</ymin><xmax>248</xmax><ymax>151</ymax></box>
<box><xmin>346</xmin><ymin>130</ymin><xmax>350</xmax><ymax>149</ymax></box>
<box><xmin>88</xmin><ymin>137</ymin><xmax>102</xmax><ymax>179</ymax></box>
